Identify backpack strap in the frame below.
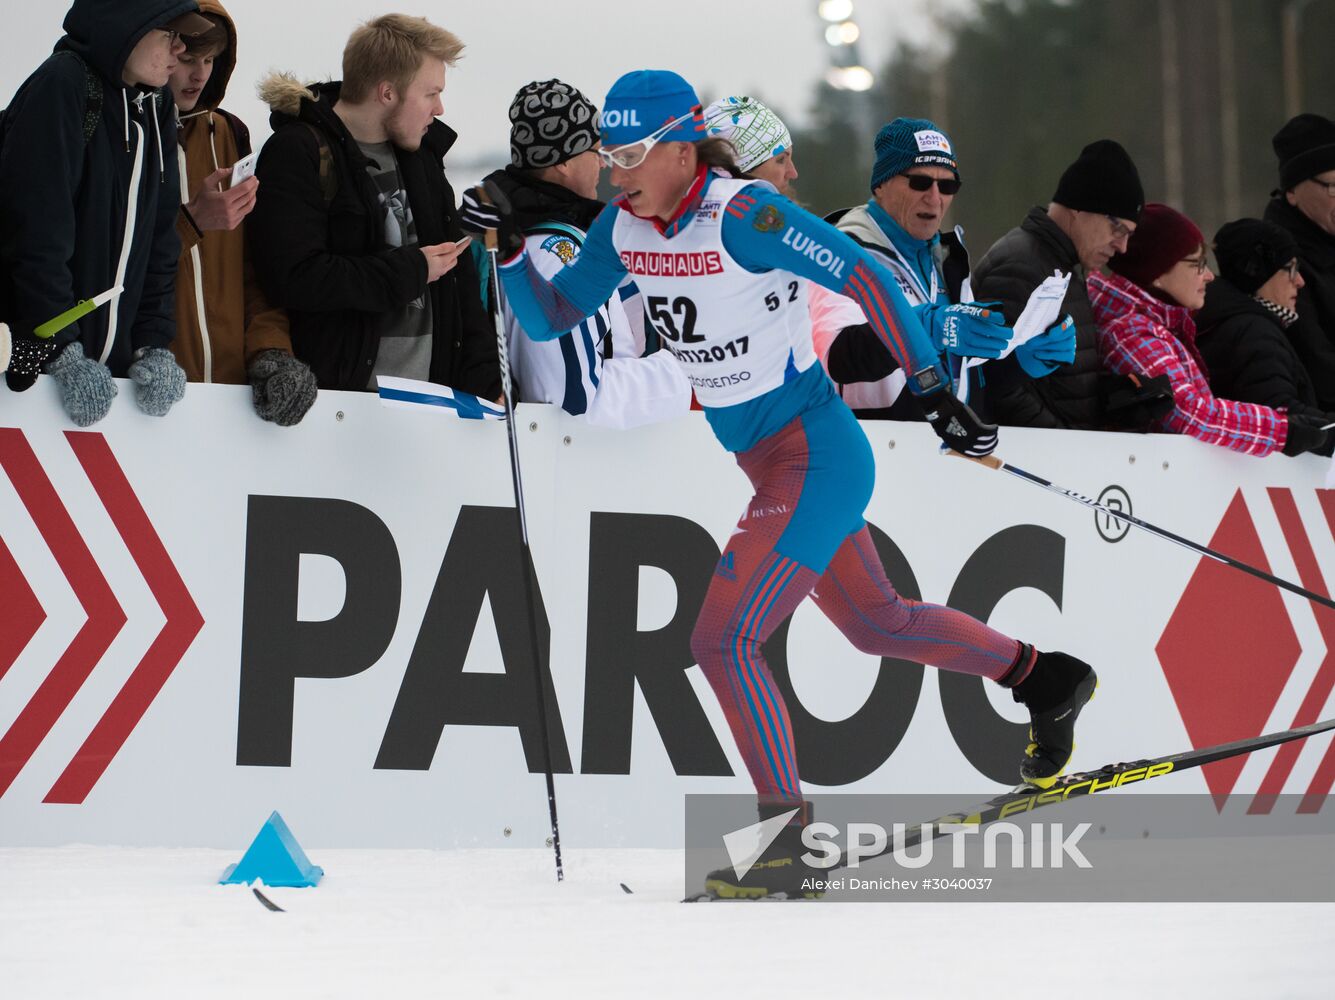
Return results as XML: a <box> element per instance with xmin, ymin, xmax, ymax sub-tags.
<box><xmin>300</xmin><ymin>122</ymin><xmax>337</xmax><ymax>206</ymax></box>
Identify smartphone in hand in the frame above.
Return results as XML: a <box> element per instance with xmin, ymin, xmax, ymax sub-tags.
<box><xmin>230</xmin><ymin>151</ymin><xmax>259</xmax><ymax>187</ymax></box>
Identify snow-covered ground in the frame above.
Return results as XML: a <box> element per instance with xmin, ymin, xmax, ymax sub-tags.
<box><xmin>1</xmin><ymin>846</ymin><xmax>1330</xmax><ymax>999</ymax></box>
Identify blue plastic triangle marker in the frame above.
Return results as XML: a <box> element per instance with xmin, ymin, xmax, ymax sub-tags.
<box><xmin>219</xmin><ymin>810</ymin><xmax>324</xmax><ymax>888</ymax></box>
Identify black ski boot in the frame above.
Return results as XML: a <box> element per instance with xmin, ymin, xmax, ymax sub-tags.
<box><xmin>1008</xmin><ymin>649</ymin><xmax>1098</xmax><ymax>788</ymax></box>
<box><xmin>703</xmin><ymin>803</ymin><xmax>824</xmax><ymax>900</ymax></box>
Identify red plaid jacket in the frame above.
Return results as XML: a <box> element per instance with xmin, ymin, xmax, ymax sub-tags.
<box><xmin>1088</xmin><ymin>272</ymin><xmax>1288</xmax><ymax>456</ymax></box>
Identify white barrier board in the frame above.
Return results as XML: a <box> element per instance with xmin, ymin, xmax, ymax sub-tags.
<box><xmin>1</xmin><ymin>381</ymin><xmax>1332</xmax><ymax>847</ymax></box>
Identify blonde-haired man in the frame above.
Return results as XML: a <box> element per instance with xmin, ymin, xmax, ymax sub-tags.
<box><xmin>248</xmin><ymin>14</ymin><xmax>498</xmax><ymax>397</ymax></box>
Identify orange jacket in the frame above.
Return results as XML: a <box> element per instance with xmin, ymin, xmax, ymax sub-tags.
<box><xmin>171</xmin><ymin>0</ymin><xmax>291</xmax><ymax>383</ymax></box>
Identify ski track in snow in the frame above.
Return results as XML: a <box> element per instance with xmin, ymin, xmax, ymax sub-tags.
<box><xmin>0</xmin><ymin>846</ymin><xmax>1330</xmax><ymax>999</ymax></box>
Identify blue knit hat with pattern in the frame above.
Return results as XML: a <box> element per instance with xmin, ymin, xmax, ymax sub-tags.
<box><xmin>600</xmin><ymin>70</ymin><xmax>703</xmax><ymax>146</ymax></box>
<box><xmin>870</xmin><ymin>117</ymin><xmax>959</xmax><ymax>191</ymax></box>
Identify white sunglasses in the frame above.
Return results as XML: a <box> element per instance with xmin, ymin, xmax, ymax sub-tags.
<box><xmin>598</xmin><ymin>110</ymin><xmax>698</xmax><ymax>170</ymax></box>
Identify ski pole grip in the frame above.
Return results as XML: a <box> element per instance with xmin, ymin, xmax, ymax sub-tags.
<box><xmin>471</xmin><ymin>185</ymin><xmax>498</xmax><ymax>253</ymax></box>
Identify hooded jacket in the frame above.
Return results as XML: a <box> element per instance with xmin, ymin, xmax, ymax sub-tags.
<box><xmin>1194</xmin><ymin>277</ymin><xmax>1328</xmax><ymax>425</ymax></box>
<box><xmin>0</xmin><ymin>0</ymin><xmax>189</xmax><ymax>376</ymax></box>
<box><xmin>969</xmin><ymin>207</ymin><xmax>1105</xmax><ymax>429</ymax></box>
<box><xmin>170</xmin><ymin>0</ymin><xmax>290</xmax><ymax>383</ymax></box>
<box><xmin>1264</xmin><ymin>196</ymin><xmax>1335</xmax><ymax>411</ymax></box>
<box><xmin>247</xmin><ymin>75</ymin><xmax>499</xmax><ymax>396</ymax></box>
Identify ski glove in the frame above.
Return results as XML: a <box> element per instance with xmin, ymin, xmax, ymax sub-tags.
<box><xmin>46</xmin><ymin>341</ymin><xmax>117</xmax><ymax>426</ymax></box>
<box><xmin>918</xmin><ymin>386</ymin><xmax>998</xmax><ymax>457</ymax></box>
<box><xmin>249</xmin><ymin>349</ymin><xmax>318</xmax><ymax>426</ymax></box>
<box><xmin>1015</xmin><ymin>314</ymin><xmax>1077</xmax><ymax>378</ymax></box>
<box><xmin>929</xmin><ymin>302</ymin><xmax>1012</xmax><ymax>359</ymax></box>
<box><xmin>480</xmin><ymin>180</ymin><xmax>526</xmax><ymax>260</ymax></box>
<box><xmin>459</xmin><ymin>187</ymin><xmax>501</xmax><ymax>236</ymax></box>
<box><xmin>4</xmin><ymin>334</ymin><xmax>53</xmax><ymax>392</ymax></box>
<box><xmin>1282</xmin><ymin>412</ymin><xmax>1332</xmax><ymax>457</ymax></box>
<box><xmin>1102</xmin><ymin>372</ymin><xmax>1175</xmax><ymax>429</ymax></box>
<box><xmin>127</xmin><ymin>347</ymin><xmax>186</xmax><ymax>417</ymax></box>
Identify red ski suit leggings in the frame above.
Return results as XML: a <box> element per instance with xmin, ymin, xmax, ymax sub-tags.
<box><xmin>690</xmin><ymin>399</ymin><xmax>1031</xmax><ymax>806</ymax></box>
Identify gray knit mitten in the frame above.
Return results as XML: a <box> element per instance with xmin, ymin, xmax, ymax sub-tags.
<box><xmin>248</xmin><ymin>349</ymin><xmax>318</xmax><ymax>426</ymax></box>
<box><xmin>45</xmin><ymin>342</ymin><xmax>117</xmax><ymax>426</ymax></box>
<box><xmin>127</xmin><ymin>347</ymin><xmax>187</xmax><ymax>417</ymax></box>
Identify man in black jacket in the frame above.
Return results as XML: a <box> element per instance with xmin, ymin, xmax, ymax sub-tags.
<box><xmin>971</xmin><ymin>140</ymin><xmax>1168</xmax><ymax>430</ymax></box>
<box><xmin>1263</xmin><ymin>114</ymin><xmax>1335</xmax><ymax>411</ymax></box>
<box><xmin>1</xmin><ymin>0</ymin><xmax>204</xmax><ymax>425</ymax></box>
<box><xmin>248</xmin><ymin>14</ymin><xmax>499</xmax><ymax>398</ymax></box>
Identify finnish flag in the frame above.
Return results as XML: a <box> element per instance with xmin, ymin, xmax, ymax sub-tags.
<box><xmin>377</xmin><ymin>376</ymin><xmax>506</xmax><ymax>420</ymax></box>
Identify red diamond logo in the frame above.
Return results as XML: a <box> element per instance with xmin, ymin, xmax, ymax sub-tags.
<box><xmin>1156</xmin><ymin>490</ymin><xmax>1301</xmax><ymax>804</ymax></box>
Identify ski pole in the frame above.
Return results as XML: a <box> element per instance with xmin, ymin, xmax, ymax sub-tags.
<box><xmin>954</xmin><ymin>452</ymin><xmax>1335</xmax><ymax>612</ymax></box>
<box><xmin>480</xmin><ymin>181</ymin><xmax>564</xmax><ymax>882</ymax></box>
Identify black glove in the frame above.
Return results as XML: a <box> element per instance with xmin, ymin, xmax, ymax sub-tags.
<box><xmin>5</xmin><ymin>335</ymin><xmax>54</xmax><ymax>392</ymax></box>
<box><xmin>459</xmin><ymin>187</ymin><xmax>501</xmax><ymax>236</ymax></box>
<box><xmin>1319</xmin><ymin>415</ymin><xmax>1335</xmax><ymax>457</ymax></box>
<box><xmin>918</xmin><ymin>387</ymin><xmax>998</xmax><ymax>457</ymax></box>
<box><xmin>481</xmin><ymin>180</ymin><xmax>526</xmax><ymax>259</ymax></box>
<box><xmin>1283</xmin><ymin>412</ymin><xmax>1332</xmax><ymax>457</ymax></box>
<box><xmin>1101</xmin><ymin>372</ymin><xmax>1175</xmax><ymax>430</ymax></box>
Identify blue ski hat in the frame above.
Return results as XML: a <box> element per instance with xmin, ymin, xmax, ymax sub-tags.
<box><xmin>871</xmin><ymin>117</ymin><xmax>959</xmax><ymax>191</ymax></box>
<box><xmin>600</xmin><ymin>70</ymin><xmax>704</xmax><ymax>146</ymax></box>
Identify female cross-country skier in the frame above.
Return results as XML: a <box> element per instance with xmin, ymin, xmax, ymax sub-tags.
<box><xmin>488</xmin><ymin>71</ymin><xmax>1097</xmax><ymax>899</ymax></box>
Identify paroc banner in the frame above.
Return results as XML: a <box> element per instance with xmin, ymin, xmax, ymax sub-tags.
<box><xmin>0</xmin><ymin>381</ymin><xmax>1331</xmax><ymax>848</ymax></box>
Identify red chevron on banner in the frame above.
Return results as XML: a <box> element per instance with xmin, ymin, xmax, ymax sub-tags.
<box><xmin>44</xmin><ymin>432</ymin><xmax>204</xmax><ymax>803</ymax></box>
<box><xmin>1249</xmin><ymin>488</ymin><xmax>1335</xmax><ymax>814</ymax></box>
<box><xmin>0</xmin><ymin>428</ymin><xmax>127</xmax><ymax>798</ymax></box>
<box><xmin>1299</xmin><ymin>490</ymin><xmax>1335</xmax><ymax>813</ymax></box>
<box><xmin>0</xmin><ymin>429</ymin><xmax>202</xmax><ymax>804</ymax></box>
<box><xmin>0</xmin><ymin>536</ymin><xmax>46</xmax><ymax>682</ymax></box>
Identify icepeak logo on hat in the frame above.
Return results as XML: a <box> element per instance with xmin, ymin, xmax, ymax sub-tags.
<box><xmin>914</xmin><ymin>130</ymin><xmax>952</xmax><ymax>154</ymax></box>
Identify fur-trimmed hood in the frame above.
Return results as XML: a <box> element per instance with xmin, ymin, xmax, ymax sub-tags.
<box><xmin>256</xmin><ymin>70</ymin><xmax>316</xmax><ymax>118</ymax></box>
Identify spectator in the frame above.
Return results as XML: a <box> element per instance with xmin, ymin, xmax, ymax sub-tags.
<box><xmin>167</xmin><ymin>1</ymin><xmax>317</xmax><ymax>425</ymax></box>
<box><xmin>0</xmin><ymin>0</ymin><xmax>199</xmax><ymax>426</ymax></box>
<box><xmin>702</xmin><ymin>95</ymin><xmax>798</xmax><ymax>195</ymax></box>
<box><xmin>703</xmin><ymin>96</ymin><xmax>873</xmax><ymax>418</ymax></box>
<box><xmin>820</xmin><ymin>117</ymin><xmax>1018</xmax><ymax>419</ymax></box>
<box><xmin>1195</xmin><ymin>219</ymin><xmax>1330</xmax><ymax>438</ymax></box>
<box><xmin>462</xmin><ymin>79</ymin><xmax>686</xmax><ymax>424</ymax></box>
<box><xmin>248</xmin><ymin>14</ymin><xmax>500</xmax><ymax>399</ymax></box>
<box><xmin>1264</xmin><ymin>114</ymin><xmax>1335</xmax><ymax>409</ymax></box>
<box><xmin>1089</xmin><ymin>204</ymin><xmax>1328</xmax><ymax>458</ymax></box>
<box><xmin>971</xmin><ymin>140</ymin><xmax>1171</xmax><ymax>430</ymax></box>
